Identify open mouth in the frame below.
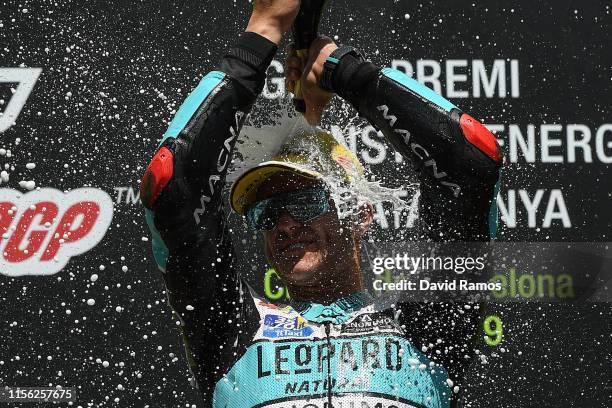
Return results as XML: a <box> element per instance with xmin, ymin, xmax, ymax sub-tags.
<box><xmin>280</xmin><ymin>239</ymin><xmax>317</xmax><ymax>253</ymax></box>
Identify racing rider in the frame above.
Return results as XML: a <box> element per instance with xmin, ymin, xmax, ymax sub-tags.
<box><xmin>140</xmin><ymin>1</ymin><xmax>502</xmax><ymax>406</ymax></box>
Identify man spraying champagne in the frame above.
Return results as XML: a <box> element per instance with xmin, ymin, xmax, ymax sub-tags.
<box><xmin>140</xmin><ymin>1</ymin><xmax>502</xmax><ymax>406</ymax></box>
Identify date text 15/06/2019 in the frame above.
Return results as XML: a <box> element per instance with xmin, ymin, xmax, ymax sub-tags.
<box><xmin>373</xmin><ymin>279</ymin><xmax>502</xmax><ymax>291</ymax></box>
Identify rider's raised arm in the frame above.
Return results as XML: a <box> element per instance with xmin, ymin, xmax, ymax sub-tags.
<box><xmin>323</xmin><ymin>49</ymin><xmax>503</xmax><ymax>241</ymax></box>
<box><xmin>139</xmin><ymin>31</ymin><xmax>278</xmax><ymax>396</ymax></box>
<box><xmin>141</xmin><ymin>31</ymin><xmax>277</xmax><ymax>267</ymax></box>
<box><xmin>321</xmin><ymin>49</ymin><xmax>500</xmax><ymax>406</ymax></box>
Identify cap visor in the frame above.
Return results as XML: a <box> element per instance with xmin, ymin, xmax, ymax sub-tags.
<box><xmin>229</xmin><ymin>161</ymin><xmax>323</xmax><ymax>215</ymax></box>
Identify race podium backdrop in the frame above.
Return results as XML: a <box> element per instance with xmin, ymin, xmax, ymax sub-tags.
<box><xmin>1</xmin><ymin>1</ymin><xmax>610</xmax><ymax>406</ymax></box>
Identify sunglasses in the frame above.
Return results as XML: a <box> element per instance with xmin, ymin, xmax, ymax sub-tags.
<box><xmin>245</xmin><ymin>187</ymin><xmax>331</xmax><ymax>231</ymax></box>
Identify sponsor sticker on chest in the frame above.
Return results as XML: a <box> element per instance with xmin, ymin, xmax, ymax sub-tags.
<box><xmin>254</xmin><ymin>299</ymin><xmax>322</xmax><ymax>340</ymax></box>
<box><xmin>340</xmin><ymin>311</ymin><xmax>403</xmax><ymax>335</ymax></box>
<box><xmin>262</xmin><ymin>314</ymin><xmax>314</xmax><ymax>338</ymax></box>
<box><xmin>255</xmin><ymin>393</ymin><xmax>420</xmax><ymax>408</ymax></box>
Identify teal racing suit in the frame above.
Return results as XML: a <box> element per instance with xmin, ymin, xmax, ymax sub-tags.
<box><xmin>140</xmin><ymin>32</ymin><xmax>502</xmax><ymax>407</ymax></box>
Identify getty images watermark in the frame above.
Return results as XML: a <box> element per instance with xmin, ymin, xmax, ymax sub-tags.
<box><xmin>370</xmin><ymin>254</ymin><xmax>502</xmax><ymax>292</ymax></box>
<box><xmin>367</xmin><ymin>242</ymin><xmax>611</xmax><ymax>302</ymax></box>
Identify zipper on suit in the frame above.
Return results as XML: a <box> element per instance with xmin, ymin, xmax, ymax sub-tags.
<box><xmin>324</xmin><ymin>322</ymin><xmax>332</xmax><ymax>407</ymax></box>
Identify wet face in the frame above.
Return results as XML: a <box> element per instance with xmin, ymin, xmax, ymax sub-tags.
<box><xmin>257</xmin><ymin>172</ymin><xmax>356</xmax><ymax>287</ymax></box>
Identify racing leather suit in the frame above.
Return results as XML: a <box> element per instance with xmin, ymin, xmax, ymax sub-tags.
<box><xmin>140</xmin><ymin>32</ymin><xmax>502</xmax><ymax>407</ymax></box>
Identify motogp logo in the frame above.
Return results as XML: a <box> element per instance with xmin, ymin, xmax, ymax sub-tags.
<box><xmin>0</xmin><ymin>188</ymin><xmax>113</xmax><ymax>277</ymax></box>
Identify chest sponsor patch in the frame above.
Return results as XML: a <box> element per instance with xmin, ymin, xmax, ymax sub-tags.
<box><xmin>263</xmin><ymin>314</ymin><xmax>314</xmax><ymax>338</ymax></box>
<box><xmin>341</xmin><ymin>312</ymin><xmax>401</xmax><ymax>334</ymax></box>
<box><xmin>256</xmin><ymin>393</ymin><xmax>420</xmax><ymax>408</ymax></box>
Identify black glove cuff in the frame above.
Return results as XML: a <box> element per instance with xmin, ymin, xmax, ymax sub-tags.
<box><xmin>220</xmin><ymin>32</ymin><xmax>278</xmax><ymax>96</ymax></box>
<box><xmin>320</xmin><ymin>45</ymin><xmax>365</xmax><ymax>92</ymax></box>
<box><xmin>228</xmin><ymin>31</ymin><xmax>278</xmax><ymax>74</ymax></box>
